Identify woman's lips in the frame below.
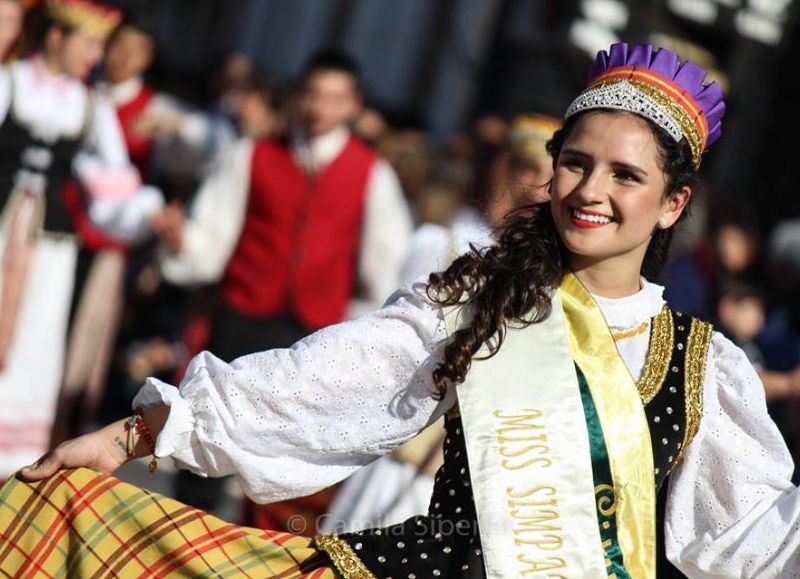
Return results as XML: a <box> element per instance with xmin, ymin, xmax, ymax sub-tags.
<box><xmin>569</xmin><ymin>208</ymin><xmax>613</xmax><ymax>229</ymax></box>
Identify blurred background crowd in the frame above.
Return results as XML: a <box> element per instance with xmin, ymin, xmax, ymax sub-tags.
<box><xmin>3</xmin><ymin>0</ymin><xmax>800</xmax><ymax>546</ymax></box>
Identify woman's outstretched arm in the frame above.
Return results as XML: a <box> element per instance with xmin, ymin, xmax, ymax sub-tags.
<box><xmin>19</xmin><ymin>281</ymin><xmax>453</xmax><ymax>504</ymax></box>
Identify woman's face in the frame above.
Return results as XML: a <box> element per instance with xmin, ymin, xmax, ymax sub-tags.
<box><xmin>550</xmin><ymin>111</ymin><xmax>690</xmax><ymax>273</ymax></box>
<box><xmin>47</xmin><ymin>27</ymin><xmax>106</xmax><ymax>80</ymax></box>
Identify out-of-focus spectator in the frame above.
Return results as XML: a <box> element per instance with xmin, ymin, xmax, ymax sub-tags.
<box><xmin>665</xmin><ymin>214</ymin><xmax>762</xmax><ymax>318</ymax></box>
<box><xmin>209</xmin><ymin>52</ymin><xmax>286</xmax><ymax>144</ymax></box>
<box><xmin>379</xmin><ymin>129</ymin><xmax>433</xmax><ymax>207</ymax></box>
<box><xmin>0</xmin><ymin>0</ymin><xmax>164</xmax><ymax>479</ymax></box>
<box><xmin>0</xmin><ymin>0</ymin><xmax>22</xmax><ymax>61</ymax></box>
<box><xmin>353</xmin><ymin>107</ymin><xmax>389</xmax><ymax>146</ymax></box>
<box><xmin>216</xmin><ymin>71</ymin><xmax>285</xmax><ymax>140</ymax></box>
<box><xmin>155</xmin><ymin>48</ymin><xmax>412</xmax><ymax>521</ymax></box>
<box><xmin>715</xmin><ymin>277</ymin><xmax>768</xmax><ymax>367</ymax></box>
<box><xmin>470</xmin><ymin>114</ymin><xmax>509</xmax><ymax>211</ymax></box>
<box><xmin>770</xmin><ymin>217</ymin><xmax>800</xmax><ymax>293</ymax></box>
<box><xmin>715</xmin><ymin>277</ymin><xmax>800</xmax><ymax>400</ymax></box>
<box><xmin>485</xmin><ymin>113</ymin><xmax>561</xmax><ymax>225</ymax></box>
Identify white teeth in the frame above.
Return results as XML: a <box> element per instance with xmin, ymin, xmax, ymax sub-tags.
<box><xmin>572</xmin><ymin>209</ymin><xmax>611</xmax><ymax>224</ymax></box>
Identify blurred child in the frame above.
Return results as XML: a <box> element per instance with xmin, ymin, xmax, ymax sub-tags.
<box><xmin>716</xmin><ymin>277</ymin><xmax>800</xmax><ymax>400</ymax></box>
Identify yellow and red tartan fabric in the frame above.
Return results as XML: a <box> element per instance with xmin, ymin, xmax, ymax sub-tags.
<box><xmin>0</xmin><ymin>468</ymin><xmax>339</xmax><ymax>578</ymax></box>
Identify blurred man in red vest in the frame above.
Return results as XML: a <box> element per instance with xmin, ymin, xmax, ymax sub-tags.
<box><xmin>157</xmin><ymin>50</ymin><xmax>411</xmax><ymax>517</ymax></box>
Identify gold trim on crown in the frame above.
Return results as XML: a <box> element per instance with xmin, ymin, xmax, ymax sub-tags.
<box><xmin>565</xmin><ymin>79</ymin><xmax>706</xmax><ymax>169</ymax></box>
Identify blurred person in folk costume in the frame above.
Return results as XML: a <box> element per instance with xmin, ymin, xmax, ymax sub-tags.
<box><xmin>52</xmin><ymin>15</ymin><xmax>229</xmax><ymax>442</ymax></box>
<box><xmin>13</xmin><ymin>42</ymin><xmax>800</xmax><ymax>579</ymax></box>
<box><xmin>323</xmin><ymin>113</ymin><xmax>561</xmax><ymax>534</ymax></box>
<box><xmin>153</xmin><ymin>49</ymin><xmax>412</xmax><ymax>522</ymax></box>
<box><xmin>0</xmin><ymin>0</ymin><xmax>164</xmax><ymax>479</ymax></box>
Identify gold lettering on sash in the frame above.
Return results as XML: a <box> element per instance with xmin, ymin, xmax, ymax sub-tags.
<box><xmin>517</xmin><ymin>553</ymin><xmax>568</xmax><ymax>577</ymax></box>
<box><xmin>594</xmin><ymin>483</ymin><xmax>618</xmax><ymax>517</ymax></box>
<box><xmin>495</xmin><ymin>409</ymin><xmax>569</xmax><ymax>575</ymax></box>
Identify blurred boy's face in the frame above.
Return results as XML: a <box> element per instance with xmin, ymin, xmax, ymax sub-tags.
<box><xmin>104</xmin><ymin>26</ymin><xmax>154</xmax><ymax>84</ymax></box>
<box><xmin>718</xmin><ymin>296</ymin><xmax>765</xmax><ymax>343</ymax></box>
<box><xmin>298</xmin><ymin>69</ymin><xmax>361</xmax><ymax>138</ymax></box>
<box><xmin>0</xmin><ymin>0</ymin><xmax>22</xmax><ymax>60</ymax></box>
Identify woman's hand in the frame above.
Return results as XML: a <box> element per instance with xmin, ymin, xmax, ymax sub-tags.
<box><xmin>18</xmin><ymin>419</ymin><xmax>131</xmax><ymax>481</ymax></box>
<box><xmin>18</xmin><ymin>405</ymin><xmax>169</xmax><ymax>482</ymax></box>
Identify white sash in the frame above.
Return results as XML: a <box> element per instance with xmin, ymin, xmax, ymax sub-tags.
<box><xmin>445</xmin><ymin>292</ymin><xmax>607</xmax><ymax>578</ymax></box>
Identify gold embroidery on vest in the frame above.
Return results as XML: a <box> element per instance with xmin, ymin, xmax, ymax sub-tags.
<box><xmin>314</xmin><ymin>534</ymin><xmax>377</xmax><ymax>579</ymax></box>
<box><xmin>675</xmin><ymin>318</ymin><xmax>712</xmax><ymax>465</ymax></box>
<box><xmin>637</xmin><ymin>304</ymin><xmax>674</xmax><ymax>405</ymax></box>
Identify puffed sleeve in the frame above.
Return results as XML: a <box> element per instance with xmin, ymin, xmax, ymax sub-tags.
<box><xmin>665</xmin><ymin>331</ymin><xmax>800</xmax><ymax>577</ymax></box>
<box><xmin>132</xmin><ymin>281</ymin><xmax>455</xmax><ymax>504</ymax></box>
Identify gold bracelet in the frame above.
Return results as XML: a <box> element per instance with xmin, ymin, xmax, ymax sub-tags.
<box><xmin>126</xmin><ymin>408</ymin><xmax>159</xmax><ymax>473</ymax></box>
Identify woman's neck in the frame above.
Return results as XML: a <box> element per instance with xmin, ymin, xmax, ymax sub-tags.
<box><xmin>39</xmin><ymin>52</ymin><xmax>64</xmax><ymax>77</ymax></box>
<box><xmin>569</xmin><ymin>257</ymin><xmax>642</xmax><ymax>298</ymax></box>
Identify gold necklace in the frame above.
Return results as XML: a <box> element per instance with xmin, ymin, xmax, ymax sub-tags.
<box><xmin>611</xmin><ymin>321</ymin><xmax>650</xmax><ymax>342</ymax></box>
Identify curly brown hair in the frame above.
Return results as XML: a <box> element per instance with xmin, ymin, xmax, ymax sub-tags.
<box><xmin>426</xmin><ymin>110</ymin><xmax>698</xmax><ymax>399</ymax></box>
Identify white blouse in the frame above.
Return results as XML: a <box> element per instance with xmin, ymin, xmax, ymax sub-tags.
<box><xmin>134</xmin><ymin>279</ymin><xmax>800</xmax><ymax>577</ymax></box>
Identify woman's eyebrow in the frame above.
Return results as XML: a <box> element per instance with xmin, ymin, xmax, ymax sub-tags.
<box><xmin>611</xmin><ymin>161</ymin><xmax>648</xmax><ymax>177</ymax></box>
<box><xmin>560</xmin><ymin>148</ymin><xmax>589</xmax><ymax>159</ymax></box>
<box><xmin>560</xmin><ymin>149</ymin><xmax>648</xmax><ymax>177</ymax></box>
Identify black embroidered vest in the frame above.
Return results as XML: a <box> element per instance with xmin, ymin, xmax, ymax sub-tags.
<box><xmin>0</xmin><ymin>76</ymin><xmax>91</xmax><ymax>234</ymax></box>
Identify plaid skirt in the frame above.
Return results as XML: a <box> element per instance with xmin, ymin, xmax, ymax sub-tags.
<box><xmin>0</xmin><ymin>468</ymin><xmax>340</xmax><ymax>578</ymax></box>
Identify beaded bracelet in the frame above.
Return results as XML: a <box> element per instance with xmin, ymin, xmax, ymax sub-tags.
<box><xmin>126</xmin><ymin>408</ymin><xmax>159</xmax><ymax>473</ymax></box>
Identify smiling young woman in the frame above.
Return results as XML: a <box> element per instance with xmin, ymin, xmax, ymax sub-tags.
<box><xmin>3</xmin><ymin>43</ymin><xmax>797</xmax><ymax>579</ymax></box>
<box><xmin>552</xmin><ymin>111</ymin><xmax>691</xmax><ymax>294</ymax></box>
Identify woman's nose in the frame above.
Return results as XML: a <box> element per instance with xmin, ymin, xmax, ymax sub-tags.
<box><xmin>573</xmin><ymin>169</ymin><xmax>606</xmax><ymax>203</ymax></box>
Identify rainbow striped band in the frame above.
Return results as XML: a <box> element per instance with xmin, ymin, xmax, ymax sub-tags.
<box><xmin>565</xmin><ymin>67</ymin><xmax>708</xmax><ymax>169</ymax></box>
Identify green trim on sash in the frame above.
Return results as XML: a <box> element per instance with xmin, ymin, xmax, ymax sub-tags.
<box><xmin>561</xmin><ymin>274</ymin><xmax>657</xmax><ymax>577</ymax></box>
<box><xmin>576</xmin><ymin>364</ymin><xmax>630</xmax><ymax>579</ymax></box>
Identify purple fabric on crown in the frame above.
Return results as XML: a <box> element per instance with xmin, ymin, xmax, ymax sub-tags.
<box><xmin>587</xmin><ymin>42</ymin><xmax>726</xmax><ymax>147</ymax></box>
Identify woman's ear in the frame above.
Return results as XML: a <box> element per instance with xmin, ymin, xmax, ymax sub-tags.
<box><xmin>659</xmin><ymin>186</ymin><xmax>692</xmax><ymax>229</ymax></box>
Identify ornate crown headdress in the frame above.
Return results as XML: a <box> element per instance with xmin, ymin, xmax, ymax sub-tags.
<box><xmin>47</xmin><ymin>0</ymin><xmax>122</xmax><ymax>39</ymax></box>
<box><xmin>565</xmin><ymin>43</ymin><xmax>725</xmax><ymax>169</ymax></box>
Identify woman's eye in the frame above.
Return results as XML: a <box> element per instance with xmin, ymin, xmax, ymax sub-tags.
<box><xmin>613</xmin><ymin>171</ymin><xmax>639</xmax><ymax>183</ymax></box>
<box><xmin>562</xmin><ymin>159</ymin><xmax>584</xmax><ymax>172</ymax></box>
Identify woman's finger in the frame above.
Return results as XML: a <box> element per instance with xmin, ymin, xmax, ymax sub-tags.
<box><xmin>17</xmin><ymin>449</ymin><xmax>63</xmax><ymax>481</ymax></box>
